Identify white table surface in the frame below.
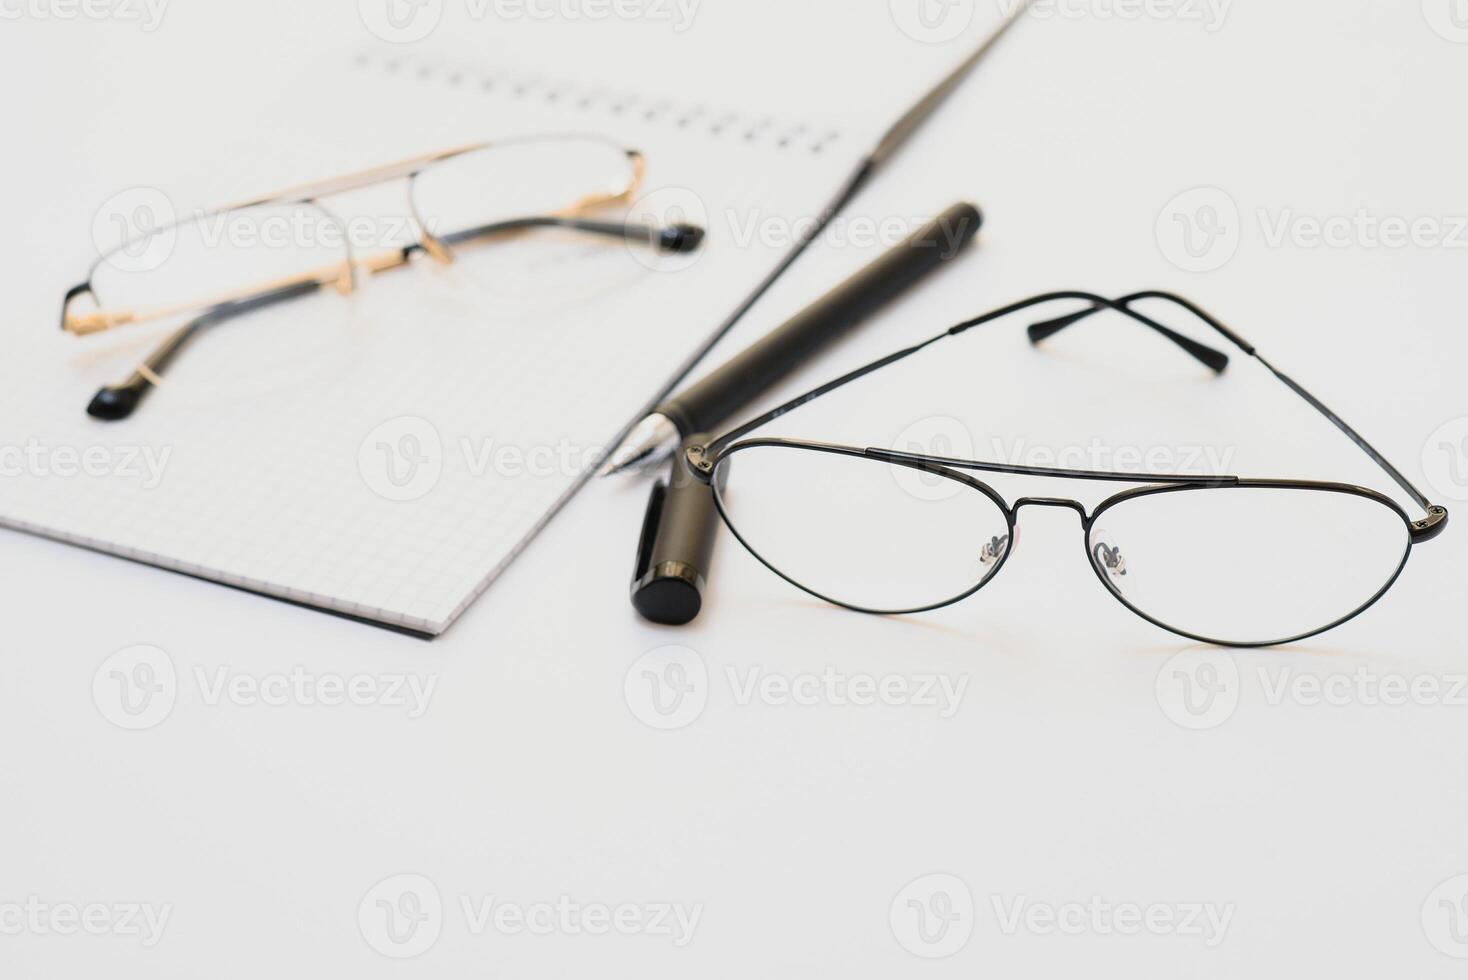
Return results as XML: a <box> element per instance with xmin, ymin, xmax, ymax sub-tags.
<box><xmin>2</xmin><ymin>1</ymin><xmax>1466</xmax><ymax>976</ymax></box>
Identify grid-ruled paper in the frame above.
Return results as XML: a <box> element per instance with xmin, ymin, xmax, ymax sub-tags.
<box><xmin>0</xmin><ymin>51</ymin><xmax>857</xmax><ymax>635</ymax></box>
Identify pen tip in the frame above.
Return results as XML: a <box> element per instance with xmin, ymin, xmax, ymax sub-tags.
<box><xmin>599</xmin><ymin>414</ymin><xmax>681</xmax><ymax>478</ymax></box>
<box><xmin>597</xmin><ymin>444</ymin><xmax>646</xmax><ymax>478</ymax></box>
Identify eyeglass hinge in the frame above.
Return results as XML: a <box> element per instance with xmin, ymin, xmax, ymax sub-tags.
<box><xmin>64</xmin><ymin>310</ymin><xmax>136</xmax><ymax>336</ymax></box>
<box><xmin>685</xmin><ymin>446</ymin><xmax>715</xmax><ymax>482</ymax></box>
<box><xmin>1410</xmin><ymin>505</ymin><xmax>1449</xmax><ymax>543</ymax></box>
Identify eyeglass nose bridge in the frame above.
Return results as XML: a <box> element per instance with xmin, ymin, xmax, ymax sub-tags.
<box><xmin>1010</xmin><ymin>496</ymin><xmax>1093</xmax><ymax>526</ymax></box>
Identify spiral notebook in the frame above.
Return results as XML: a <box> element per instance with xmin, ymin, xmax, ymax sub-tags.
<box><xmin>0</xmin><ymin>49</ymin><xmax>860</xmax><ymax>636</ymax></box>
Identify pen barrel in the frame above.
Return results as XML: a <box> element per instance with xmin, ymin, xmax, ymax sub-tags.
<box><xmin>662</xmin><ymin>200</ymin><xmax>982</xmax><ymax>434</ymax></box>
<box><xmin>631</xmin><ymin>436</ymin><xmax>722</xmax><ymax>626</ymax></box>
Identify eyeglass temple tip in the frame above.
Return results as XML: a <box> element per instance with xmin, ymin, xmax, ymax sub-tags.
<box><xmin>1027</xmin><ymin>298</ymin><xmax>1231</xmax><ymax>374</ymax></box>
<box><xmin>658</xmin><ymin>222</ymin><xmax>705</xmax><ymax>254</ymax></box>
<box><xmin>87</xmin><ymin>381</ymin><xmax>147</xmax><ymax>422</ymax></box>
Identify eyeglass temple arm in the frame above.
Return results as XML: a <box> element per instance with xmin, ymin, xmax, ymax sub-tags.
<box><xmin>78</xmin><ymin>212</ymin><xmax>707</xmax><ymax>420</ymax></box>
<box><xmin>1029</xmin><ymin>291</ymin><xmax>1253</xmax><ymax>357</ymax></box>
<box><xmin>437</xmin><ymin>215</ymin><xmax>706</xmax><ymax>254</ymax></box>
<box><xmin>1028</xmin><ymin>291</ymin><xmax>1448</xmax><ymax>536</ymax></box>
<box><xmin>699</xmin><ymin>291</ymin><xmax>1211</xmax><ymax>461</ymax></box>
<box><xmin>86</xmin><ymin>279</ymin><xmax>322</xmax><ymax>421</ymax></box>
<box><xmin>1029</xmin><ymin>292</ymin><xmax>1232</xmax><ymax>373</ymax></box>
<box><xmin>63</xmin><ymin>211</ymin><xmax>705</xmax><ymax>336</ymax></box>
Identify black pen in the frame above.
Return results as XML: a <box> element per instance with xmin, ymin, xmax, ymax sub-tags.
<box><xmin>626</xmin><ymin>201</ymin><xmax>983</xmax><ymax>625</ymax></box>
<box><xmin>602</xmin><ymin>201</ymin><xmax>984</xmax><ymax>476</ymax></box>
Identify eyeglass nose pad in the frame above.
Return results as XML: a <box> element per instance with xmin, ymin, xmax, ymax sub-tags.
<box><xmin>978</xmin><ymin>527</ymin><xmax>1017</xmax><ymax>573</ymax></box>
<box><xmin>332</xmin><ymin>262</ymin><xmax>357</xmax><ymax>297</ymax></box>
<box><xmin>1092</xmin><ymin>532</ymin><xmax>1128</xmax><ymax>586</ymax></box>
<box><xmin>420</xmin><ymin>231</ymin><xmax>457</xmax><ymax>267</ymax></box>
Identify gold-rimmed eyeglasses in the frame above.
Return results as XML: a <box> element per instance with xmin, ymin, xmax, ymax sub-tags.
<box><xmin>61</xmin><ymin>133</ymin><xmax>705</xmax><ymax>420</ymax></box>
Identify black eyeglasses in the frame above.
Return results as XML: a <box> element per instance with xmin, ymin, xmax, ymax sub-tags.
<box><xmin>687</xmin><ymin>291</ymin><xmax>1449</xmax><ymax>648</ymax></box>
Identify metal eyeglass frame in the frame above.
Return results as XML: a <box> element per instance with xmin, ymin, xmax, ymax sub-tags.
<box><xmin>686</xmin><ymin>290</ymin><xmax>1450</xmax><ymax>648</ymax></box>
<box><xmin>59</xmin><ymin>133</ymin><xmax>705</xmax><ymax>421</ymax></box>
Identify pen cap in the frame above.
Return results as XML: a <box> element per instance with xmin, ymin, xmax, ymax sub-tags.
<box><xmin>631</xmin><ymin>437</ymin><xmax>722</xmax><ymax>626</ymax></box>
